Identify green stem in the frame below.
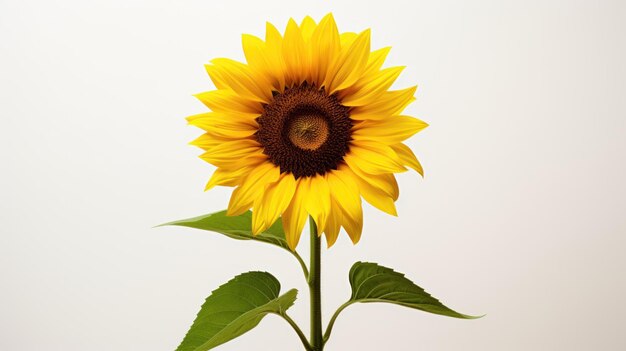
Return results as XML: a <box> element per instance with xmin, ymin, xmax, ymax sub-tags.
<box><xmin>323</xmin><ymin>301</ymin><xmax>354</xmax><ymax>345</ymax></box>
<box><xmin>292</xmin><ymin>250</ymin><xmax>310</xmax><ymax>281</ymax></box>
<box><xmin>308</xmin><ymin>217</ymin><xmax>323</xmax><ymax>351</ymax></box>
<box><xmin>278</xmin><ymin>313</ymin><xmax>312</xmax><ymax>351</ymax></box>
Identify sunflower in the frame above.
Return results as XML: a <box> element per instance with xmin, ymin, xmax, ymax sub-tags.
<box><xmin>188</xmin><ymin>14</ymin><xmax>427</xmax><ymax>250</ymax></box>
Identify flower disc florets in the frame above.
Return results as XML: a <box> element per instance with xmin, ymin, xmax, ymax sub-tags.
<box><xmin>257</xmin><ymin>83</ymin><xmax>352</xmax><ymax>178</ymax></box>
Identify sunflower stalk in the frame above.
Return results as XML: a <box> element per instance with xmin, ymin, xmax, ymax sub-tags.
<box><xmin>308</xmin><ymin>216</ymin><xmax>324</xmax><ymax>351</ymax></box>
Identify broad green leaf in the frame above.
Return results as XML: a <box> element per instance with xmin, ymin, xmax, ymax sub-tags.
<box><xmin>348</xmin><ymin>262</ymin><xmax>479</xmax><ymax>319</ymax></box>
<box><xmin>177</xmin><ymin>271</ymin><xmax>298</xmax><ymax>351</ymax></box>
<box><xmin>160</xmin><ymin>210</ymin><xmax>289</xmax><ymax>250</ymax></box>
<box><xmin>159</xmin><ymin>210</ymin><xmax>309</xmax><ymax>277</ymax></box>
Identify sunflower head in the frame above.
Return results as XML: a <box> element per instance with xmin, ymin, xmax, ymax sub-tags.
<box><xmin>188</xmin><ymin>14</ymin><xmax>428</xmax><ymax>250</ymax></box>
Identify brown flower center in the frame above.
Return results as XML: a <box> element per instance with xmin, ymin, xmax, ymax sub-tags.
<box><xmin>287</xmin><ymin>114</ymin><xmax>329</xmax><ymax>151</ymax></box>
<box><xmin>256</xmin><ymin>83</ymin><xmax>352</xmax><ymax>178</ymax></box>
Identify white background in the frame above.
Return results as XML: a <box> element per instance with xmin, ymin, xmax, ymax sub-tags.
<box><xmin>2</xmin><ymin>0</ymin><xmax>625</xmax><ymax>350</ymax></box>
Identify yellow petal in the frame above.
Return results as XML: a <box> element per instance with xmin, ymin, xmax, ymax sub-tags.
<box><xmin>187</xmin><ymin>112</ymin><xmax>258</xmax><ymax>138</ymax></box>
<box><xmin>327</xmin><ymin>169</ymin><xmax>363</xmax><ymax>244</ymax></box>
<box><xmin>352</xmin><ymin>115</ymin><xmax>428</xmax><ymax>144</ymax></box>
<box><xmin>282</xmin><ymin>178</ymin><xmax>309</xmax><ymax>250</ymax></box>
<box><xmin>349</xmin><ymin>165</ymin><xmax>399</xmax><ymax>200</ymax></box>
<box><xmin>252</xmin><ymin>173</ymin><xmax>297</xmax><ymax>235</ymax></box>
<box><xmin>310</xmin><ymin>13</ymin><xmax>340</xmax><ymax>86</ymax></box>
<box><xmin>193</xmin><ymin>128</ymin><xmax>256</xmax><ymax>141</ymax></box>
<box><xmin>362</xmin><ymin>47</ymin><xmax>391</xmax><ymax>78</ymax></box>
<box><xmin>241</xmin><ymin>34</ymin><xmax>285</xmax><ymax>93</ymax></box>
<box><xmin>348</xmin><ymin>167</ymin><xmax>397</xmax><ymax>216</ymax></box>
<box><xmin>264</xmin><ymin>22</ymin><xmax>287</xmax><ymax>91</ymax></box>
<box><xmin>350</xmin><ymin>86</ymin><xmax>417</xmax><ymax>120</ymax></box>
<box><xmin>206</xmin><ymin>58</ymin><xmax>272</xmax><ymax>103</ymax></box>
<box><xmin>345</xmin><ymin>141</ymin><xmax>406</xmax><ymax>174</ymax></box>
<box><xmin>190</xmin><ymin>133</ymin><xmax>234</xmax><ymax>150</ymax></box>
<box><xmin>200</xmin><ymin>139</ymin><xmax>263</xmax><ymax>167</ymax></box>
<box><xmin>340</xmin><ymin>32</ymin><xmax>357</xmax><ymax>47</ymax></box>
<box><xmin>282</xmin><ymin>19</ymin><xmax>308</xmax><ymax>86</ymax></box>
<box><xmin>361</xmin><ymin>187</ymin><xmax>397</xmax><ymax>216</ymax></box>
<box><xmin>326</xmin><ymin>29</ymin><xmax>371</xmax><ymax>94</ymax></box>
<box><xmin>194</xmin><ymin>90</ymin><xmax>263</xmax><ymax>115</ymax></box>
<box><xmin>227</xmin><ymin>162</ymin><xmax>280</xmax><ymax>216</ymax></box>
<box><xmin>303</xmin><ymin>175</ymin><xmax>331</xmax><ymax>234</ymax></box>
<box><xmin>187</xmin><ymin>111</ymin><xmax>258</xmax><ymax>128</ymax></box>
<box><xmin>340</xmin><ymin>206</ymin><xmax>363</xmax><ymax>244</ymax></box>
<box><xmin>391</xmin><ymin>143</ymin><xmax>424</xmax><ymax>176</ymax></box>
<box><xmin>242</xmin><ymin>34</ymin><xmax>268</xmax><ymax>67</ymax></box>
<box><xmin>300</xmin><ymin>16</ymin><xmax>317</xmax><ymax>41</ymax></box>
<box><xmin>205</xmin><ymin>165</ymin><xmax>259</xmax><ymax>190</ymax></box>
<box><xmin>324</xmin><ymin>197</ymin><xmax>343</xmax><ymax>247</ymax></box>
<box><xmin>299</xmin><ymin>16</ymin><xmax>317</xmax><ymax>83</ymax></box>
<box><xmin>266</xmin><ymin>21</ymin><xmax>282</xmax><ymax>44</ymax></box>
<box><xmin>341</xmin><ymin>66</ymin><xmax>405</xmax><ymax>106</ymax></box>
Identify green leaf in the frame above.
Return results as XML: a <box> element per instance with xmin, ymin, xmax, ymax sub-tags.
<box><xmin>159</xmin><ymin>210</ymin><xmax>310</xmax><ymax>278</ymax></box>
<box><xmin>177</xmin><ymin>271</ymin><xmax>298</xmax><ymax>351</ymax></box>
<box><xmin>159</xmin><ymin>210</ymin><xmax>290</xmax><ymax>250</ymax></box>
<box><xmin>348</xmin><ymin>262</ymin><xmax>479</xmax><ymax>319</ymax></box>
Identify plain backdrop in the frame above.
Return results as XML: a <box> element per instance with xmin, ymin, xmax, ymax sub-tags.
<box><xmin>2</xmin><ymin>0</ymin><xmax>625</xmax><ymax>350</ymax></box>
